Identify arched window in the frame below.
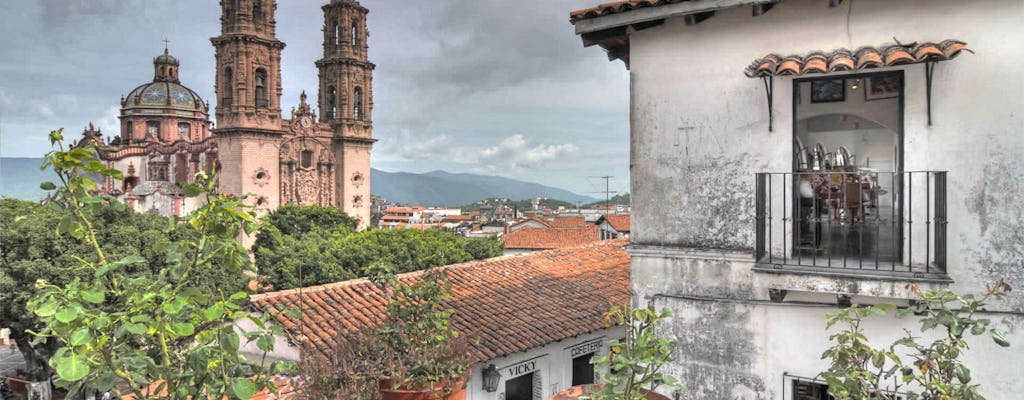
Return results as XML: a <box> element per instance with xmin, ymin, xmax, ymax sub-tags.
<box><xmin>254</xmin><ymin>68</ymin><xmax>267</xmax><ymax>108</ymax></box>
<box><xmin>146</xmin><ymin>121</ymin><xmax>160</xmax><ymax>140</ymax></box>
<box><xmin>351</xmin><ymin>23</ymin><xmax>358</xmax><ymax>45</ymax></box>
<box><xmin>253</xmin><ymin>0</ymin><xmax>264</xmax><ymax>21</ymax></box>
<box><xmin>301</xmin><ymin>150</ymin><xmax>313</xmax><ymax>168</ymax></box>
<box><xmin>327</xmin><ymin>86</ymin><xmax>337</xmax><ymax>119</ymax></box>
<box><xmin>223</xmin><ymin>67</ymin><xmax>233</xmax><ymax>106</ymax></box>
<box><xmin>177</xmin><ymin>123</ymin><xmax>191</xmax><ymax>141</ymax></box>
<box><xmin>353</xmin><ymin>87</ymin><xmax>363</xmax><ymax>120</ymax></box>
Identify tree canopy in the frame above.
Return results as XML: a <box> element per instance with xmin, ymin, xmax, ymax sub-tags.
<box><xmin>253</xmin><ymin>206</ymin><xmax>502</xmax><ymax>291</ymax></box>
<box><xmin>0</xmin><ymin>197</ymin><xmax>248</xmax><ymax>381</ymax></box>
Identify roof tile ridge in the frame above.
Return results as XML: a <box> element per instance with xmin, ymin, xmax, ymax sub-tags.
<box><xmin>250</xmin><ymin>276</ymin><xmax>375</xmax><ymax>301</ymax></box>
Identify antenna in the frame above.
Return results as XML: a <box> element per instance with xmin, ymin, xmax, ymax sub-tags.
<box><xmin>587</xmin><ymin>175</ymin><xmax>614</xmax><ymax>215</ymax></box>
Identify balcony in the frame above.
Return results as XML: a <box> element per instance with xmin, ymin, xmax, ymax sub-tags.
<box><xmin>753</xmin><ymin>171</ymin><xmax>949</xmax><ymax>282</ymax></box>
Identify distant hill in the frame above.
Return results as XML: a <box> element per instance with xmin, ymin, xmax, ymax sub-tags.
<box><xmin>1</xmin><ymin>158</ymin><xmax>598</xmax><ymax>207</ymax></box>
<box><xmin>0</xmin><ymin>158</ymin><xmax>57</xmax><ymax>201</ymax></box>
<box><xmin>371</xmin><ymin>169</ymin><xmax>597</xmax><ymax>207</ymax></box>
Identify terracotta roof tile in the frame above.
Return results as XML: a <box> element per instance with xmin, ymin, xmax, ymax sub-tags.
<box><xmin>249</xmin><ymin>239</ymin><xmax>630</xmax><ymax>362</ymax></box>
<box><xmin>500</xmin><ymin>226</ymin><xmax>601</xmax><ymax>250</ymax></box>
<box><xmin>745</xmin><ymin>40</ymin><xmax>971</xmax><ymax>77</ymax></box>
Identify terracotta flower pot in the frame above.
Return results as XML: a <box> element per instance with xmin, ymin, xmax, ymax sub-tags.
<box><xmin>548</xmin><ymin>383</ymin><xmax>671</xmax><ymax>400</ymax></box>
<box><xmin>377</xmin><ymin>378</ymin><xmax>467</xmax><ymax>400</ymax></box>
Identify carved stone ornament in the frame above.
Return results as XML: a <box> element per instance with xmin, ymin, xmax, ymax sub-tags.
<box><xmin>353</xmin><ymin>195</ymin><xmax>363</xmax><ymax>208</ymax></box>
<box><xmin>296</xmin><ymin>169</ymin><xmax>318</xmax><ymax>206</ymax></box>
<box><xmin>253</xmin><ymin>167</ymin><xmax>271</xmax><ymax>187</ymax></box>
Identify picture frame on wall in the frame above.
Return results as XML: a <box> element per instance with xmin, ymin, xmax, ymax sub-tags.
<box><xmin>865</xmin><ymin>75</ymin><xmax>901</xmax><ymax>100</ymax></box>
<box><xmin>810</xmin><ymin>79</ymin><xmax>845</xmax><ymax>103</ymax></box>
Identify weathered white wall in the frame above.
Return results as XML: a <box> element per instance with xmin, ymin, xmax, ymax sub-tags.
<box><xmin>623</xmin><ymin>0</ymin><xmax>1024</xmax><ymax>398</ymax></box>
<box><xmin>466</xmin><ymin>327</ymin><xmax>624</xmax><ymax>400</ymax></box>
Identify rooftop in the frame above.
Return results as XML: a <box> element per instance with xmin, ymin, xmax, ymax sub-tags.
<box><xmin>249</xmin><ymin>239</ymin><xmax>630</xmax><ymax>362</ymax></box>
<box><xmin>501</xmin><ymin>226</ymin><xmax>601</xmax><ymax>250</ymax></box>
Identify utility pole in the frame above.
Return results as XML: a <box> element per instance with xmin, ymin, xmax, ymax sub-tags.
<box><xmin>588</xmin><ymin>175</ymin><xmax>614</xmax><ymax>215</ymax></box>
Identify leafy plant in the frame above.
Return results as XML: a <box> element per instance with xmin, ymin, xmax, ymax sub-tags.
<box><xmin>589</xmin><ymin>305</ymin><xmax>685</xmax><ymax>400</ymax></box>
<box><xmin>25</xmin><ymin>129</ymin><xmax>293</xmax><ymax>399</ymax></box>
<box><xmin>369</xmin><ymin>265</ymin><xmax>472</xmax><ymax>393</ymax></box>
<box><xmin>820</xmin><ymin>280</ymin><xmax>1012</xmax><ymax>400</ymax></box>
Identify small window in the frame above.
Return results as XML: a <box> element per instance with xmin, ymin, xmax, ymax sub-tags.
<box><xmin>177</xmin><ymin>123</ymin><xmax>191</xmax><ymax>141</ymax></box>
<box><xmin>146</xmin><ymin>121</ymin><xmax>160</xmax><ymax>139</ymax></box>
<box><xmin>351</xmin><ymin>23</ymin><xmax>357</xmax><ymax>45</ymax></box>
<box><xmin>301</xmin><ymin>150</ymin><xmax>313</xmax><ymax>168</ymax></box>
<box><xmin>353</xmin><ymin>87</ymin><xmax>363</xmax><ymax>120</ymax></box>
<box><xmin>334</xmin><ymin>23</ymin><xmax>340</xmax><ymax>45</ymax></box>
<box><xmin>125</xmin><ymin>121</ymin><xmax>133</xmax><ymax>140</ymax></box>
<box><xmin>223</xmin><ymin>67</ymin><xmax>233</xmax><ymax>106</ymax></box>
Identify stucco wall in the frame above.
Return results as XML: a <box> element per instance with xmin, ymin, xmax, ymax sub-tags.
<box><xmin>622</xmin><ymin>0</ymin><xmax>1024</xmax><ymax>398</ymax></box>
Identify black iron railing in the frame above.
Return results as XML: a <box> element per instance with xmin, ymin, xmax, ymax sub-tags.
<box><xmin>755</xmin><ymin>171</ymin><xmax>947</xmax><ymax>277</ymax></box>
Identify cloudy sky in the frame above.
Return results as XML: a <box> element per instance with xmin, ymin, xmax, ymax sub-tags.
<box><xmin>0</xmin><ymin>0</ymin><xmax>629</xmax><ymax>196</ymax></box>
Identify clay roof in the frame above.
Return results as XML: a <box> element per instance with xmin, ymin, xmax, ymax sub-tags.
<box><xmin>745</xmin><ymin>40</ymin><xmax>971</xmax><ymax>78</ymax></box>
<box><xmin>548</xmin><ymin>216</ymin><xmax>587</xmax><ymax>228</ymax></box>
<box><xmin>249</xmin><ymin>239</ymin><xmax>630</xmax><ymax>362</ymax></box>
<box><xmin>600</xmin><ymin>214</ymin><xmax>631</xmax><ymax>232</ymax></box>
<box><xmin>500</xmin><ymin>226</ymin><xmax>601</xmax><ymax>250</ymax></box>
<box><xmin>570</xmin><ymin>0</ymin><xmax>691</xmax><ymax>24</ymax></box>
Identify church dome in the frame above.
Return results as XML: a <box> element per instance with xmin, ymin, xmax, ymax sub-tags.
<box><xmin>124</xmin><ymin>81</ymin><xmax>207</xmax><ymax>113</ymax></box>
<box><xmin>122</xmin><ymin>48</ymin><xmax>208</xmax><ymax>114</ymax></box>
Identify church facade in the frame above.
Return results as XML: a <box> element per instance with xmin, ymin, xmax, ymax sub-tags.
<box><xmin>77</xmin><ymin>0</ymin><xmax>375</xmax><ymax>229</ymax></box>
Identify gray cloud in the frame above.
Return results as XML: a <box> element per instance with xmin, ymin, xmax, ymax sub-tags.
<box><xmin>1</xmin><ymin>0</ymin><xmax>629</xmax><ymax>195</ymax></box>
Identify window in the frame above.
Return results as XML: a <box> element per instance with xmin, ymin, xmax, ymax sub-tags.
<box><xmin>253</xmin><ymin>0</ymin><xmax>263</xmax><ymax>21</ymax></box>
<box><xmin>223</xmin><ymin>67</ymin><xmax>233</xmax><ymax>106</ymax></box>
<box><xmin>333</xmin><ymin>23</ymin><xmax>340</xmax><ymax>45</ymax></box>
<box><xmin>255</xmin><ymin>68</ymin><xmax>268</xmax><ymax>108</ymax></box>
<box><xmin>571</xmin><ymin>353</ymin><xmax>595</xmax><ymax>386</ymax></box>
<box><xmin>754</xmin><ymin>72</ymin><xmax>950</xmax><ymax>277</ymax></box>
<box><xmin>351</xmin><ymin>23</ymin><xmax>358</xmax><ymax>45</ymax></box>
<box><xmin>301</xmin><ymin>150</ymin><xmax>313</xmax><ymax>168</ymax></box>
<box><xmin>175</xmin><ymin>153</ymin><xmax>189</xmax><ymax>183</ymax></box>
<box><xmin>149</xmin><ymin>162</ymin><xmax>169</xmax><ymax>181</ymax></box>
<box><xmin>146</xmin><ymin>121</ymin><xmax>160</xmax><ymax>139</ymax></box>
<box><xmin>353</xmin><ymin>87</ymin><xmax>363</xmax><ymax>120</ymax></box>
<box><xmin>177</xmin><ymin>123</ymin><xmax>191</xmax><ymax>141</ymax></box>
<box><xmin>327</xmin><ymin>86</ymin><xmax>337</xmax><ymax>119</ymax></box>
<box><xmin>504</xmin><ymin>372</ymin><xmax>535</xmax><ymax>400</ymax></box>
<box><xmin>791</xmin><ymin>379</ymin><xmax>829</xmax><ymax>400</ymax></box>
<box><xmin>125</xmin><ymin>121</ymin><xmax>133</xmax><ymax>140</ymax></box>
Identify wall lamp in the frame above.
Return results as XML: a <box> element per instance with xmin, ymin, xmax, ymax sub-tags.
<box><xmin>482</xmin><ymin>364</ymin><xmax>501</xmax><ymax>392</ymax></box>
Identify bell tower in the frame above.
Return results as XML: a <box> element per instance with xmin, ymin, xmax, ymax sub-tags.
<box><xmin>317</xmin><ymin>0</ymin><xmax>375</xmax><ymax>229</ymax></box>
<box><xmin>212</xmin><ymin>0</ymin><xmax>286</xmax><ymax>129</ymax></box>
<box><xmin>211</xmin><ymin>0</ymin><xmax>287</xmax><ymax>213</ymax></box>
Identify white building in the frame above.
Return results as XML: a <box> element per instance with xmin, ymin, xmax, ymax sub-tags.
<box><xmin>245</xmin><ymin>240</ymin><xmax>630</xmax><ymax>400</ymax></box>
<box><xmin>572</xmin><ymin>0</ymin><xmax>1024</xmax><ymax>398</ymax></box>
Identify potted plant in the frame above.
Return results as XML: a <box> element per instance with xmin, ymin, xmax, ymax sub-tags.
<box><xmin>551</xmin><ymin>305</ymin><xmax>685</xmax><ymax>400</ymax></box>
<box><xmin>370</xmin><ymin>266</ymin><xmax>472</xmax><ymax>400</ymax></box>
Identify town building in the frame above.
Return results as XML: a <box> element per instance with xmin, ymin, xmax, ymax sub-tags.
<box><xmin>77</xmin><ymin>0</ymin><xmax>375</xmax><ymax>228</ymax></box>
<box><xmin>572</xmin><ymin>0</ymin><xmax>1024</xmax><ymax>398</ymax></box>
<box><xmin>245</xmin><ymin>239</ymin><xmax>631</xmax><ymax>400</ymax></box>
<box><xmin>595</xmin><ymin>214</ymin><xmax>630</xmax><ymax>240</ymax></box>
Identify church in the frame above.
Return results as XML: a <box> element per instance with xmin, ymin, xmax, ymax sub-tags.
<box><xmin>75</xmin><ymin>0</ymin><xmax>375</xmax><ymax>229</ymax></box>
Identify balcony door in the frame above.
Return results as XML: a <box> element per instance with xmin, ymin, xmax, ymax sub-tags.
<box><xmin>792</xmin><ymin>72</ymin><xmax>903</xmax><ymax>266</ymax></box>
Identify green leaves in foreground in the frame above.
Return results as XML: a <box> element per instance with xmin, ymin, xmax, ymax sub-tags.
<box><xmin>27</xmin><ymin>131</ymin><xmax>293</xmax><ymax>400</ymax></box>
<box><xmin>820</xmin><ymin>280</ymin><xmax>1013</xmax><ymax>400</ymax></box>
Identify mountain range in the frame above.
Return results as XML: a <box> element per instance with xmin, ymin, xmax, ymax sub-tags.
<box><xmin>0</xmin><ymin>158</ymin><xmax>597</xmax><ymax>207</ymax></box>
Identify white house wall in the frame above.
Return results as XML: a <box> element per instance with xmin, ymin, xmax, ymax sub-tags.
<box><xmin>466</xmin><ymin>327</ymin><xmax>624</xmax><ymax>400</ymax></box>
<box><xmin>624</xmin><ymin>0</ymin><xmax>1024</xmax><ymax>398</ymax></box>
